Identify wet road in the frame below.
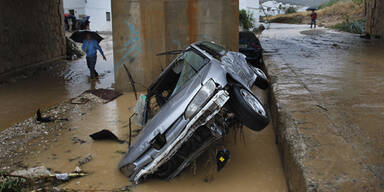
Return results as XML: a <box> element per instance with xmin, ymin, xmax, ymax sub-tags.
<box><xmin>261</xmin><ymin>24</ymin><xmax>384</xmax><ymax>190</ymax></box>
<box><xmin>0</xmin><ymin>34</ymin><xmax>115</xmax><ymax>131</ymax></box>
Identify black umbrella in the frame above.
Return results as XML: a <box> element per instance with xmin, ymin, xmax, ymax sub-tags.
<box><xmin>70</xmin><ymin>30</ymin><xmax>103</xmax><ymax>43</ymax></box>
<box><xmin>306</xmin><ymin>6</ymin><xmax>318</xmax><ymax>11</ymax></box>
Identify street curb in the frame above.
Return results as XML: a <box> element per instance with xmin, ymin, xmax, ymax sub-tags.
<box><xmin>264</xmin><ymin>57</ymin><xmax>309</xmax><ymax>192</ymax></box>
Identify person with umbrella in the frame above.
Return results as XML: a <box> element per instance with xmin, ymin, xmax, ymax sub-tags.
<box><xmin>310</xmin><ymin>9</ymin><xmax>318</xmax><ymax>29</ymax></box>
<box><xmin>81</xmin><ymin>33</ymin><xmax>106</xmax><ymax>79</ymax></box>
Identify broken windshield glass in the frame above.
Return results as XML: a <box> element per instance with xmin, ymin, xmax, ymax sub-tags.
<box><xmin>172</xmin><ymin>49</ymin><xmax>209</xmax><ymax>96</ymax></box>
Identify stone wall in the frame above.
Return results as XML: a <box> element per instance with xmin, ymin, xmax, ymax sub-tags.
<box><xmin>0</xmin><ymin>0</ymin><xmax>66</xmax><ymax>76</ymax></box>
<box><xmin>365</xmin><ymin>0</ymin><xmax>384</xmax><ymax>38</ymax></box>
<box><xmin>112</xmin><ymin>0</ymin><xmax>239</xmax><ymax>92</ymax></box>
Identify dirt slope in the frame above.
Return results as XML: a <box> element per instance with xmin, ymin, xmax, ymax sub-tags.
<box><xmin>266</xmin><ymin>1</ymin><xmax>364</xmax><ymax>27</ymax></box>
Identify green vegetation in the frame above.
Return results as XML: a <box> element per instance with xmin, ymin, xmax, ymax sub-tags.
<box><xmin>331</xmin><ymin>18</ymin><xmax>366</xmax><ymax>34</ymax></box>
<box><xmin>320</xmin><ymin>0</ymin><xmax>363</xmax><ymax>9</ymax></box>
<box><xmin>352</xmin><ymin>0</ymin><xmax>363</xmax><ymax>5</ymax></box>
<box><xmin>239</xmin><ymin>9</ymin><xmax>254</xmax><ymax>30</ymax></box>
<box><xmin>319</xmin><ymin>0</ymin><xmax>342</xmax><ymax>9</ymax></box>
<box><xmin>285</xmin><ymin>7</ymin><xmax>297</xmax><ymax>14</ymax></box>
<box><xmin>0</xmin><ymin>172</ymin><xmax>27</xmax><ymax>192</ymax></box>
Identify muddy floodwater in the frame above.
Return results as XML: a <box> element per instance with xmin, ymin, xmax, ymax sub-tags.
<box><xmin>0</xmin><ymin>34</ymin><xmax>114</xmax><ymax>131</ymax></box>
<box><xmin>1</xmin><ymin>31</ymin><xmax>287</xmax><ymax>191</ymax></box>
<box><xmin>25</xmin><ymin>88</ymin><xmax>287</xmax><ymax>191</ymax></box>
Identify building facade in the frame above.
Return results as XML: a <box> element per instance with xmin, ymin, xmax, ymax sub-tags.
<box><xmin>63</xmin><ymin>0</ymin><xmax>112</xmax><ymax>32</ymax></box>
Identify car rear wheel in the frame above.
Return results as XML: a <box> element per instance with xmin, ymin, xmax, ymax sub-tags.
<box><xmin>229</xmin><ymin>86</ymin><xmax>269</xmax><ymax>131</ymax></box>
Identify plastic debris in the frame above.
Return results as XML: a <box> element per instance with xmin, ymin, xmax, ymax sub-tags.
<box><xmin>89</xmin><ymin>129</ymin><xmax>124</xmax><ymax>143</ymax></box>
<box><xmin>53</xmin><ymin>172</ymin><xmax>86</xmax><ymax>181</ymax></box>
<box><xmin>216</xmin><ymin>149</ymin><xmax>231</xmax><ymax>172</ymax></box>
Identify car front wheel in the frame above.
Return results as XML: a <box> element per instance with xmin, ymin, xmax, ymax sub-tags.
<box><xmin>229</xmin><ymin>86</ymin><xmax>269</xmax><ymax>131</ymax></box>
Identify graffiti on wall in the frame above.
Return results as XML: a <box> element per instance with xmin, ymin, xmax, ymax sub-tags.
<box><xmin>116</xmin><ymin>21</ymin><xmax>142</xmax><ymax>73</ymax></box>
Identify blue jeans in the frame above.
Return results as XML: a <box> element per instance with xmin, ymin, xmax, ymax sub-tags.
<box><xmin>86</xmin><ymin>56</ymin><xmax>98</xmax><ymax>78</ymax></box>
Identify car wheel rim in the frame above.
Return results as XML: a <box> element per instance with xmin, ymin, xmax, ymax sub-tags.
<box><xmin>255</xmin><ymin>68</ymin><xmax>267</xmax><ymax>80</ymax></box>
<box><xmin>240</xmin><ymin>89</ymin><xmax>266</xmax><ymax>117</ymax></box>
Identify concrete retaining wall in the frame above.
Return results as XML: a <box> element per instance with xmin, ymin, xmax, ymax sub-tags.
<box><xmin>0</xmin><ymin>0</ymin><xmax>66</xmax><ymax>77</ymax></box>
<box><xmin>112</xmin><ymin>0</ymin><xmax>239</xmax><ymax>92</ymax></box>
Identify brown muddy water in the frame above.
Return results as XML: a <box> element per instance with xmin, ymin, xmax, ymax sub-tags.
<box><xmin>24</xmin><ymin>88</ymin><xmax>287</xmax><ymax>192</ymax></box>
<box><xmin>0</xmin><ymin>34</ymin><xmax>114</xmax><ymax>131</ymax></box>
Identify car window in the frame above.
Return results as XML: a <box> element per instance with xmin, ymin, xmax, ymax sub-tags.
<box><xmin>172</xmin><ymin>49</ymin><xmax>209</xmax><ymax>95</ymax></box>
<box><xmin>195</xmin><ymin>41</ymin><xmax>227</xmax><ymax>59</ymax></box>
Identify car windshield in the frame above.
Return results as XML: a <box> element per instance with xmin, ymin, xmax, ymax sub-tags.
<box><xmin>172</xmin><ymin>49</ymin><xmax>209</xmax><ymax>96</ymax></box>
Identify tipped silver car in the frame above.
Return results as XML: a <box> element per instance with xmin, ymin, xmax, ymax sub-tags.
<box><xmin>118</xmin><ymin>41</ymin><xmax>270</xmax><ymax>184</ymax></box>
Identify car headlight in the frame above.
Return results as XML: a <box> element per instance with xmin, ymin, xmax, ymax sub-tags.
<box><xmin>185</xmin><ymin>79</ymin><xmax>216</xmax><ymax>119</ymax></box>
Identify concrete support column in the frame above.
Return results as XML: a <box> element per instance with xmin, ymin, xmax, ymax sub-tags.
<box><xmin>365</xmin><ymin>0</ymin><xmax>384</xmax><ymax>38</ymax></box>
<box><xmin>112</xmin><ymin>0</ymin><xmax>239</xmax><ymax>92</ymax></box>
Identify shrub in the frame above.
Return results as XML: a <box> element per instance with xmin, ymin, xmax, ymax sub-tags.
<box><xmin>0</xmin><ymin>173</ymin><xmax>27</xmax><ymax>192</ymax></box>
<box><xmin>331</xmin><ymin>19</ymin><xmax>366</xmax><ymax>34</ymax></box>
<box><xmin>239</xmin><ymin>9</ymin><xmax>254</xmax><ymax>30</ymax></box>
<box><xmin>285</xmin><ymin>7</ymin><xmax>297</xmax><ymax>14</ymax></box>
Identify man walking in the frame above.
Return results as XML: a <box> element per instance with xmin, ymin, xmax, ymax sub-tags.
<box><xmin>310</xmin><ymin>10</ymin><xmax>317</xmax><ymax>29</ymax></box>
<box><xmin>82</xmin><ymin>33</ymin><xmax>106</xmax><ymax>79</ymax></box>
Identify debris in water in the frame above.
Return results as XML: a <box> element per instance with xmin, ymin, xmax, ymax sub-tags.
<box><xmin>315</xmin><ymin>104</ymin><xmax>328</xmax><ymax>111</ymax></box>
<box><xmin>216</xmin><ymin>149</ymin><xmax>231</xmax><ymax>172</ymax></box>
<box><xmin>36</xmin><ymin>109</ymin><xmax>69</xmax><ymax>123</ymax></box>
<box><xmin>89</xmin><ymin>129</ymin><xmax>124</xmax><ymax>143</ymax></box>
<box><xmin>78</xmin><ymin>154</ymin><xmax>93</xmax><ymax>166</ymax></box>
<box><xmin>85</xmin><ymin>89</ymin><xmax>122</xmax><ymax>103</ymax></box>
<box><xmin>70</xmin><ymin>97</ymin><xmax>90</xmax><ymax>104</ymax></box>
<box><xmin>36</xmin><ymin>109</ymin><xmax>54</xmax><ymax>123</ymax></box>
<box><xmin>68</xmin><ymin>156</ymin><xmax>81</xmax><ymax>162</ymax></box>
<box><xmin>74</xmin><ymin>166</ymin><xmax>82</xmax><ymax>173</ymax></box>
<box><xmin>11</xmin><ymin>166</ymin><xmax>51</xmax><ymax>178</ymax></box>
<box><xmin>72</xmin><ymin>136</ymin><xmax>86</xmax><ymax>144</ymax></box>
<box><xmin>115</xmin><ymin>150</ymin><xmax>126</xmax><ymax>155</ymax></box>
<box><xmin>54</xmin><ymin>172</ymin><xmax>87</xmax><ymax>181</ymax></box>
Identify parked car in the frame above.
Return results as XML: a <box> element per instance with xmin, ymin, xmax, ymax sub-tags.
<box><xmin>119</xmin><ymin>41</ymin><xmax>270</xmax><ymax>183</ymax></box>
<box><xmin>239</xmin><ymin>31</ymin><xmax>264</xmax><ymax>68</ymax></box>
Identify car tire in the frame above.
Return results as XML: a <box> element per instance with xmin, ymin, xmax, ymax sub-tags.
<box><xmin>229</xmin><ymin>86</ymin><xmax>269</xmax><ymax>131</ymax></box>
<box><xmin>253</xmin><ymin>67</ymin><xmax>269</xmax><ymax>90</ymax></box>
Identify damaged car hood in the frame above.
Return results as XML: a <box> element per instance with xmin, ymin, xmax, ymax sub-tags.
<box><xmin>119</xmin><ymin>70</ymin><xmax>204</xmax><ymax>167</ymax></box>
